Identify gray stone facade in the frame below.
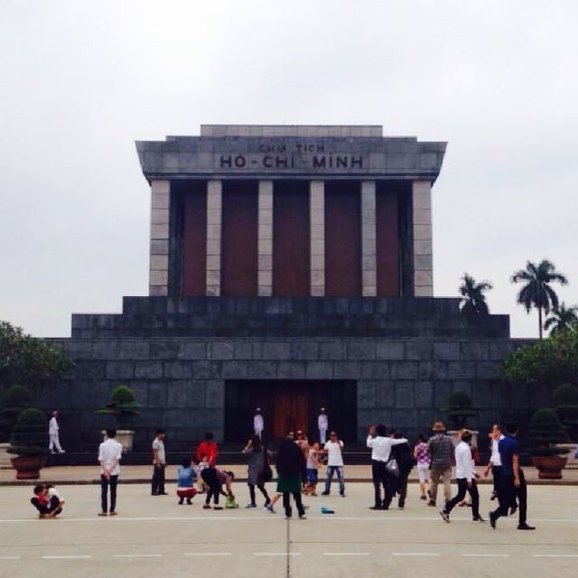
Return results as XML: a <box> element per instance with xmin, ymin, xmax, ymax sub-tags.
<box><xmin>43</xmin><ymin>297</ymin><xmax>544</xmax><ymax>452</ymax></box>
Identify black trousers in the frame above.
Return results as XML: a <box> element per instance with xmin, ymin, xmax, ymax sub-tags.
<box><xmin>492</xmin><ymin>469</ymin><xmax>527</xmax><ymax>525</ymax></box>
<box><xmin>151</xmin><ymin>464</ymin><xmax>166</xmax><ymax>495</ymax></box>
<box><xmin>248</xmin><ymin>482</ymin><xmax>270</xmax><ymax>505</ymax></box>
<box><xmin>396</xmin><ymin>470</ymin><xmax>410</xmax><ymax>508</ymax></box>
<box><xmin>202</xmin><ymin>468</ymin><xmax>226</xmax><ymax>505</ymax></box>
<box><xmin>371</xmin><ymin>460</ymin><xmax>395</xmax><ymax>507</ymax></box>
<box><xmin>282</xmin><ymin>491</ymin><xmax>305</xmax><ymax>517</ymax></box>
<box><xmin>101</xmin><ymin>474</ymin><xmax>118</xmax><ymax>513</ymax></box>
<box><xmin>491</xmin><ymin>465</ymin><xmax>503</xmax><ymax>493</ymax></box>
<box><xmin>31</xmin><ymin>495</ymin><xmax>60</xmax><ymax>515</ymax></box>
<box><xmin>445</xmin><ymin>478</ymin><xmax>480</xmax><ymax>519</ymax></box>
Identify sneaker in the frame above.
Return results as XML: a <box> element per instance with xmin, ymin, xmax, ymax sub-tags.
<box><xmin>178</xmin><ymin>499</ymin><xmax>184</xmax><ymax>505</ymax></box>
<box><xmin>473</xmin><ymin>516</ymin><xmax>486</xmax><ymax>523</ymax></box>
<box><xmin>321</xmin><ymin>491</ymin><xmax>329</xmax><ymax>496</ymax></box>
<box><xmin>58</xmin><ymin>450</ymin><xmax>66</xmax><ymax>454</ymax></box>
<box><xmin>398</xmin><ymin>506</ymin><xmax>405</xmax><ymax>510</ymax></box>
<box><xmin>420</xmin><ymin>495</ymin><xmax>427</xmax><ymax>500</ymax></box>
<box><xmin>489</xmin><ymin>512</ymin><xmax>497</xmax><ymax>530</ymax></box>
<box><xmin>203</xmin><ymin>504</ymin><xmax>211</xmax><ymax>510</ymax></box>
<box><xmin>109</xmin><ymin>511</ymin><xmax>118</xmax><ymax>516</ymax></box>
<box><xmin>427</xmin><ymin>501</ymin><xmax>436</xmax><ymax>507</ymax></box>
<box><xmin>439</xmin><ymin>510</ymin><xmax>450</xmax><ymax>523</ymax></box>
<box><xmin>97</xmin><ymin>512</ymin><xmax>107</xmax><ymax>517</ymax></box>
<box><xmin>369</xmin><ymin>505</ymin><xmax>383</xmax><ymax>510</ymax></box>
<box><xmin>265</xmin><ymin>504</ymin><xmax>275</xmax><ymax>513</ymax></box>
<box><xmin>299</xmin><ymin>514</ymin><xmax>307</xmax><ymax>519</ymax></box>
<box><xmin>186</xmin><ymin>499</ymin><xmax>192</xmax><ymax>505</ymax></box>
<box><xmin>517</xmin><ymin>524</ymin><xmax>536</xmax><ymax>530</ymax></box>
<box><xmin>246</xmin><ymin>503</ymin><xmax>257</xmax><ymax>509</ymax></box>
<box><xmin>340</xmin><ymin>493</ymin><xmax>346</xmax><ymax>497</ymax></box>
<box><xmin>213</xmin><ymin>506</ymin><xmax>223</xmax><ymax>511</ymax></box>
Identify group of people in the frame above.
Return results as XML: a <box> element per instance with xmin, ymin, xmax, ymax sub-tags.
<box><xmin>29</xmin><ymin>420</ymin><xmax>535</xmax><ymax>530</ymax></box>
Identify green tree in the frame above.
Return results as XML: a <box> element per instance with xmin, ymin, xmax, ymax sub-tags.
<box><xmin>459</xmin><ymin>273</ymin><xmax>493</xmax><ymax>314</ymax></box>
<box><xmin>511</xmin><ymin>260</ymin><xmax>568</xmax><ymax>339</ymax></box>
<box><xmin>0</xmin><ymin>321</ymin><xmax>74</xmax><ymax>391</ymax></box>
<box><xmin>502</xmin><ymin>329</ymin><xmax>578</xmax><ymax>386</ymax></box>
<box><xmin>544</xmin><ymin>303</ymin><xmax>578</xmax><ymax>336</ymax></box>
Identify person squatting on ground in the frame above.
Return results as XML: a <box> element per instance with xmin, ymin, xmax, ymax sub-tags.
<box><xmin>427</xmin><ymin>421</ymin><xmax>455</xmax><ymax>507</ymax></box>
<box><xmin>30</xmin><ymin>484</ymin><xmax>65</xmax><ymax>518</ymax></box>
<box><xmin>275</xmin><ymin>434</ymin><xmax>307</xmax><ymax>519</ymax></box>
<box><xmin>390</xmin><ymin>431</ymin><xmax>414</xmax><ymax>509</ymax></box>
<box><xmin>366</xmin><ymin>425</ymin><xmax>408</xmax><ymax>510</ymax></box>
<box><xmin>151</xmin><ymin>428</ymin><xmax>167</xmax><ymax>496</ymax></box>
<box><xmin>414</xmin><ymin>434</ymin><xmax>430</xmax><ymax>500</ymax></box>
<box><xmin>489</xmin><ymin>422</ymin><xmax>535</xmax><ymax>531</ymax></box>
<box><xmin>243</xmin><ymin>435</ymin><xmax>271</xmax><ymax>509</ymax></box>
<box><xmin>176</xmin><ymin>457</ymin><xmax>198</xmax><ymax>505</ymax></box>
<box><xmin>98</xmin><ymin>429</ymin><xmax>122</xmax><ymax>516</ymax></box>
<box><xmin>440</xmin><ymin>429</ymin><xmax>485</xmax><ymax>523</ymax></box>
<box><xmin>201</xmin><ymin>466</ymin><xmax>235</xmax><ymax>510</ymax></box>
<box><xmin>322</xmin><ymin>431</ymin><xmax>345</xmax><ymax>497</ymax></box>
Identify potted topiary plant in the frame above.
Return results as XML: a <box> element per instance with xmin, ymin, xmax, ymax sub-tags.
<box><xmin>0</xmin><ymin>385</ymin><xmax>32</xmax><ymax>467</ymax></box>
<box><xmin>7</xmin><ymin>407</ymin><xmax>49</xmax><ymax>479</ymax></box>
<box><xmin>96</xmin><ymin>385</ymin><xmax>141</xmax><ymax>452</ymax></box>
<box><xmin>529</xmin><ymin>408</ymin><xmax>570</xmax><ymax>479</ymax></box>
<box><xmin>444</xmin><ymin>391</ymin><xmax>479</xmax><ymax>448</ymax></box>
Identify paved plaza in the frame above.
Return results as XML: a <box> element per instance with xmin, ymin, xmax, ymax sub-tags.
<box><xmin>0</xmin><ymin>480</ymin><xmax>576</xmax><ymax>578</ymax></box>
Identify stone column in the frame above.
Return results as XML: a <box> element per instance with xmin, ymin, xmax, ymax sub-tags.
<box><xmin>206</xmin><ymin>180</ymin><xmax>222</xmax><ymax>296</ymax></box>
<box><xmin>361</xmin><ymin>181</ymin><xmax>377</xmax><ymax>297</ymax></box>
<box><xmin>412</xmin><ymin>180</ymin><xmax>433</xmax><ymax>297</ymax></box>
<box><xmin>310</xmin><ymin>180</ymin><xmax>325</xmax><ymax>296</ymax></box>
<box><xmin>149</xmin><ymin>180</ymin><xmax>170</xmax><ymax>296</ymax></box>
<box><xmin>258</xmin><ymin>180</ymin><xmax>274</xmax><ymax>296</ymax></box>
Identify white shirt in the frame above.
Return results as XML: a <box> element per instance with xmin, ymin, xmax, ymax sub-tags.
<box><xmin>454</xmin><ymin>441</ymin><xmax>475</xmax><ymax>481</ymax></box>
<box><xmin>318</xmin><ymin>414</ymin><xmax>328</xmax><ymax>429</ymax></box>
<box><xmin>490</xmin><ymin>435</ymin><xmax>504</xmax><ymax>466</ymax></box>
<box><xmin>324</xmin><ymin>440</ymin><xmax>344</xmax><ymax>466</ymax></box>
<box><xmin>253</xmin><ymin>414</ymin><xmax>263</xmax><ymax>431</ymax></box>
<box><xmin>98</xmin><ymin>438</ymin><xmax>123</xmax><ymax>476</ymax></box>
<box><xmin>366</xmin><ymin>435</ymin><xmax>408</xmax><ymax>462</ymax></box>
<box><xmin>49</xmin><ymin>416</ymin><xmax>59</xmax><ymax>435</ymax></box>
<box><xmin>152</xmin><ymin>438</ymin><xmax>166</xmax><ymax>465</ymax></box>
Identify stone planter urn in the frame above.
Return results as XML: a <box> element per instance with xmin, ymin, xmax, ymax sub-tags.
<box><xmin>11</xmin><ymin>455</ymin><xmax>48</xmax><ymax>480</ymax></box>
<box><xmin>531</xmin><ymin>455</ymin><xmax>568</xmax><ymax>480</ymax></box>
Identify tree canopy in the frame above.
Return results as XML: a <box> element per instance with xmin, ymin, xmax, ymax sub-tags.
<box><xmin>459</xmin><ymin>273</ymin><xmax>493</xmax><ymax>315</ymax></box>
<box><xmin>0</xmin><ymin>321</ymin><xmax>74</xmax><ymax>391</ymax></box>
<box><xmin>544</xmin><ymin>303</ymin><xmax>578</xmax><ymax>336</ymax></box>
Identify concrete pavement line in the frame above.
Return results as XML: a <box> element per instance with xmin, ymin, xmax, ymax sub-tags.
<box><xmin>324</xmin><ymin>552</ymin><xmax>370</xmax><ymax>556</ymax></box>
<box><xmin>462</xmin><ymin>554</ymin><xmax>510</xmax><ymax>557</ymax></box>
<box><xmin>0</xmin><ymin>556</ymin><xmax>21</xmax><ymax>560</ymax></box>
<box><xmin>43</xmin><ymin>555</ymin><xmax>92</xmax><ymax>559</ymax></box>
<box><xmin>184</xmin><ymin>553</ymin><xmax>232</xmax><ymax>557</ymax></box>
<box><xmin>114</xmin><ymin>554</ymin><xmax>162</xmax><ymax>558</ymax></box>
<box><xmin>254</xmin><ymin>553</ymin><xmax>302</xmax><ymax>556</ymax></box>
<box><xmin>532</xmin><ymin>554</ymin><xmax>578</xmax><ymax>558</ymax></box>
<box><xmin>392</xmin><ymin>553</ymin><xmax>440</xmax><ymax>557</ymax></box>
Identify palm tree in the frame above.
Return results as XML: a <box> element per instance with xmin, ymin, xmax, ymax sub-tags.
<box><xmin>544</xmin><ymin>303</ymin><xmax>578</xmax><ymax>335</ymax></box>
<box><xmin>459</xmin><ymin>273</ymin><xmax>493</xmax><ymax>314</ymax></box>
<box><xmin>511</xmin><ymin>260</ymin><xmax>568</xmax><ymax>339</ymax></box>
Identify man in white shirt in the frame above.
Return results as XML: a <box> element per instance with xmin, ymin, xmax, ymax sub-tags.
<box><xmin>484</xmin><ymin>423</ymin><xmax>504</xmax><ymax>501</ymax></box>
<box><xmin>253</xmin><ymin>409</ymin><xmax>264</xmax><ymax>439</ymax></box>
<box><xmin>98</xmin><ymin>429</ymin><xmax>123</xmax><ymax>516</ymax></box>
<box><xmin>366</xmin><ymin>424</ymin><xmax>408</xmax><ymax>510</ymax></box>
<box><xmin>321</xmin><ymin>431</ymin><xmax>345</xmax><ymax>497</ymax></box>
<box><xmin>48</xmin><ymin>411</ymin><xmax>65</xmax><ymax>454</ymax></box>
<box><xmin>318</xmin><ymin>408</ymin><xmax>328</xmax><ymax>444</ymax></box>
<box><xmin>151</xmin><ymin>429</ymin><xmax>167</xmax><ymax>496</ymax></box>
<box><xmin>440</xmin><ymin>429</ymin><xmax>485</xmax><ymax>523</ymax></box>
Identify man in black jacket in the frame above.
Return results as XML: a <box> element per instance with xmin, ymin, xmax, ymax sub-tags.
<box><xmin>390</xmin><ymin>431</ymin><xmax>414</xmax><ymax>509</ymax></box>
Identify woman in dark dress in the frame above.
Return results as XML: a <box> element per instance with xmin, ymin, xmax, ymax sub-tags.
<box><xmin>275</xmin><ymin>436</ymin><xmax>307</xmax><ymax>519</ymax></box>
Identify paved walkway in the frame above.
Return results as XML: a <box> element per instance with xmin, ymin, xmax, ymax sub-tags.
<box><xmin>2</xmin><ymin>463</ymin><xmax>578</xmax><ymax>486</ymax></box>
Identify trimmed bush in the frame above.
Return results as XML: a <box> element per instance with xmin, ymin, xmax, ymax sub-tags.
<box><xmin>529</xmin><ymin>408</ymin><xmax>569</xmax><ymax>456</ymax></box>
<box><xmin>0</xmin><ymin>385</ymin><xmax>32</xmax><ymax>442</ymax></box>
<box><xmin>7</xmin><ymin>408</ymin><xmax>49</xmax><ymax>456</ymax></box>
<box><xmin>96</xmin><ymin>385</ymin><xmax>141</xmax><ymax>429</ymax></box>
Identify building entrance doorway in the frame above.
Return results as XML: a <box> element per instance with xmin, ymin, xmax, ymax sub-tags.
<box><xmin>224</xmin><ymin>380</ymin><xmax>357</xmax><ymax>443</ymax></box>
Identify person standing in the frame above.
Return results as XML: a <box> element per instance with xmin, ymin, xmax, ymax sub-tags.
<box><xmin>439</xmin><ymin>429</ymin><xmax>485</xmax><ymax>523</ymax></box>
<box><xmin>275</xmin><ymin>434</ymin><xmax>307</xmax><ymax>519</ymax></box>
<box><xmin>366</xmin><ymin>425</ymin><xmax>408</xmax><ymax>510</ymax></box>
<box><xmin>321</xmin><ymin>431</ymin><xmax>346</xmax><ymax>497</ymax></box>
<box><xmin>484</xmin><ymin>424</ymin><xmax>504</xmax><ymax>501</ymax></box>
<box><xmin>414</xmin><ymin>434</ymin><xmax>430</xmax><ymax>500</ymax></box>
<box><xmin>48</xmin><ymin>411</ymin><xmax>65</xmax><ymax>454</ymax></box>
<box><xmin>98</xmin><ymin>429</ymin><xmax>122</xmax><ymax>516</ymax></box>
<box><xmin>151</xmin><ymin>429</ymin><xmax>167</xmax><ymax>496</ymax></box>
<box><xmin>390</xmin><ymin>431</ymin><xmax>414</xmax><ymax>510</ymax></box>
<box><xmin>253</xmin><ymin>408</ymin><xmax>264</xmax><ymax>440</ymax></box>
<box><xmin>427</xmin><ymin>421</ymin><xmax>455</xmax><ymax>507</ymax></box>
<box><xmin>243</xmin><ymin>435</ymin><xmax>271</xmax><ymax>509</ymax></box>
<box><xmin>489</xmin><ymin>422</ymin><xmax>535</xmax><ymax>531</ymax></box>
<box><xmin>318</xmin><ymin>408</ymin><xmax>329</xmax><ymax>444</ymax></box>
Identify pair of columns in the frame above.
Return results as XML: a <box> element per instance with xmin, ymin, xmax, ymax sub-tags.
<box><xmin>149</xmin><ymin>179</ymin><xmax>433</xmax><ymax>298</ymax></box>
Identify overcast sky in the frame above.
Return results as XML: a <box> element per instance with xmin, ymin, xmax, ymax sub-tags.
<box><xmin>1</xmin><ymin>0</ymin><xmax>576</xmax><ymax>338</ymax></box>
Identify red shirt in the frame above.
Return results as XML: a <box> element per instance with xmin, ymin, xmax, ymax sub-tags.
<box><xmin>196</xmin><ymin>440</ymin><xmax>219</xmax><ymax>466</ymax></box>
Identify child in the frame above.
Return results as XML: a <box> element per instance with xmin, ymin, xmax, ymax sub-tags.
<box><xmin>304</xmin><ymin>442</ymin><xmax>321</xmax><ymax>496</ymax></box>
<box><xmin>176</xmin><ymin>457</ymin><xmax>198</xmax><ymax>505</ymax></box>
<box><xmin>195</xmin><ymin>456</ymin><xmax>209</xmax><ymax>494</ymax></box>
<box><xmin>31</xmin><ymin>484</ymin><xmax>65</xmax><ymax>518</ymax></box>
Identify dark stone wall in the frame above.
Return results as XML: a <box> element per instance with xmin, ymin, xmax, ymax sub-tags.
<box><xmin>41</xmin><ymin>333</ymin><xmax>545</xmax><ymax>453</ymax></box>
